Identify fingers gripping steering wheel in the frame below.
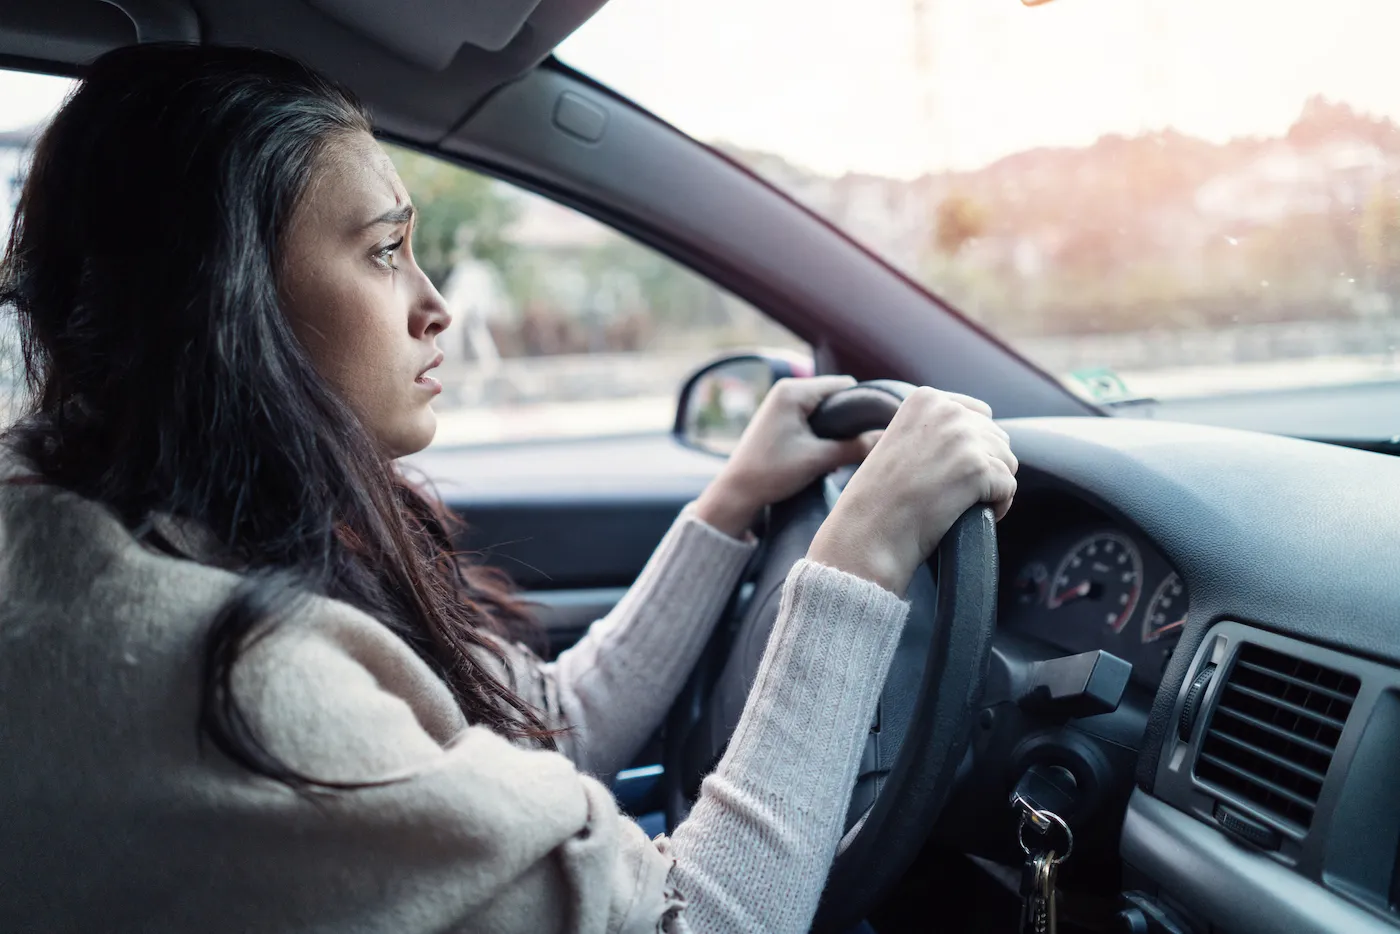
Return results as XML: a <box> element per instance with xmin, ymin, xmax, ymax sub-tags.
<box><xmin>663</xmin><ymin>380</ymin><xmax>1000</xmax><ymax>932</ymax></box>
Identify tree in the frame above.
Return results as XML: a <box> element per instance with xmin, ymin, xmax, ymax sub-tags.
<box><xmin>384</xmin><ymin>144</ymin><xmax>519</xmax><ymax>286</ymax></box>
<box><xmin>1360</xmin><ymin>185</ymin><xmax>1400</xmax><ymax>294</ymax></box>
<box><xmin>933</xmin><ymin>194</ymin><xmax>987</xmax><ymax>256</ymax></box>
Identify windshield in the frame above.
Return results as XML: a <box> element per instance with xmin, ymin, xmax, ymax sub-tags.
<box><xmin>561</xmin><ymin>0</ymin><xmax>1400</xmax><ymax>424</ymax></box>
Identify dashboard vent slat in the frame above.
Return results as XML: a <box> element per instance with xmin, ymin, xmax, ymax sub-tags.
<box><xmin>1195</xmin><ymin>643</ymin><xmax>1359</xmax><ymax>831</ymax></box>
<box><xmin>1205</xmin><ymin>730</ymin><xmax>1329</xmax><ymax>784</ymax></box>
<box><xmin>1221</xmin><ymin>682</ymin><xmax>1348</xmax><ymax>731</ymax></box>
<box><xmin>1234</xmin><ymin>659</ymin><xmax>1356</xmax><ymax>704</ymax></box>
<box><xmin>1211</xmin><ymin>707</ymin><xmax>1337</xmax><ymax>758</ymax></box>
<box><xmin>1197</xmin><ymin>753</ymin><xmax>1321</xmax><ymax>811</ymax></box>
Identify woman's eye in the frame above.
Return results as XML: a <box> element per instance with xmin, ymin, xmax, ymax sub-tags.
<box><xmin>375</xmin><ymin>237</ymin><xmax>405</xmax><ymax>269</ymax></box>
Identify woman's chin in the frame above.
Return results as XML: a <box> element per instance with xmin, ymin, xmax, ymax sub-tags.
<box><xmin>384</xmin><ymin>408</ymin><xmax>437</xmax><ymax>459</ymax></box>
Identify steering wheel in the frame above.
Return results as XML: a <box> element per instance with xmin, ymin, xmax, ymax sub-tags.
<box><xmin>663</xmin><ymin>380</ymin><xmax>1000</xmax><ymax>933</ymax></box>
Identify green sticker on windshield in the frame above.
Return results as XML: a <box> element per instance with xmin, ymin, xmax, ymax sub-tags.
<box><xmin>1068</xmin><ymin>367</ymin><xmax>1134</xmax><ymax>404</ymax></box>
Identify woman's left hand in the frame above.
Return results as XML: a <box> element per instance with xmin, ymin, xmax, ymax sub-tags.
<box><xmin>692</xmin><ymin>376</ymin><xmax>881</xmax><ymax>539</ymax></box>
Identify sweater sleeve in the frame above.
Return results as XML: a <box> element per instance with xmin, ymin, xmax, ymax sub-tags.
<box><xmin>542</xmin><ymin>505</ymin><xmax>756</xmax><ymax>780</ymax></box>
<box><xmin>228</xmin><ymin>559</ymin><xmax>906</xmax><ymax>934</ymax></box>
<box><xmin>665</xmin><ymin>560</ymin><xmax>910</xmax><ymax>933</ymax></box>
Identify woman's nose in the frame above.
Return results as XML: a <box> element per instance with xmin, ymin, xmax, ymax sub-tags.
<box><xmin>415</xmin><ymin>276</ymin><xmax>453</xmax><ymax>338</ymax></box>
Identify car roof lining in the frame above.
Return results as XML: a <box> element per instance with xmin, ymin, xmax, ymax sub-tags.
<box><xmin>0</xmin><ymin>0</ymin><xmax>608</xmax><ymax>144</ymax></box>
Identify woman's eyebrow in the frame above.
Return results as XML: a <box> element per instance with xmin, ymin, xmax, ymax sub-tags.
<box><xmin>360</xmin><ymin>204</ymin><xmax>414</xmax><ymax>231</ymax></box>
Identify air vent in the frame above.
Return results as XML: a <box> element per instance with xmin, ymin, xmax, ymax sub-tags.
<box><xmin>1195</xmin><ymin>643</ymin><xmax>1360</xmax><ymax>831</ymax></box>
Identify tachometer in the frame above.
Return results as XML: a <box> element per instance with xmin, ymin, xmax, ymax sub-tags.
<box><xmin>1046</xmin><ymin>532</ymin><xmax>1143</xmax><ymax>632</ymax></box>
<box><xmin>1141</xmin><ymin>572</ymin><xmax>1187</xmax><ymax>643</ymax></box>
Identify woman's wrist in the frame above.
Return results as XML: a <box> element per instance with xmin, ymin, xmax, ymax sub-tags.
<box><xmin>806</xmin><ymin>504</ymin><xmax>915</xmax><ymax>597</ymax></box>
<box><xmin>692</xmin><ymin>477</ymin><xmax>762</xmax><ymax>540</ymax></box>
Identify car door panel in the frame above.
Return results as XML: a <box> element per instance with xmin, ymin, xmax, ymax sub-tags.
<box><xmin>411</xmin><ymin>435</ymin><xmax>721</xmax><ymax>655</ymax></box>
<box><xmin>418</xmin><ymin>439</ymin><xmax>721</xmax><ymax>820</ymax></box>
<box><xmin>450</xmin><ymin>496</ymin><xmax>695</xmax><ymax>593</ymax></box>
<box><xmin>522</xmin><ymin>586</ymin><xmax>629</xmax><ymax>653</ymax></box>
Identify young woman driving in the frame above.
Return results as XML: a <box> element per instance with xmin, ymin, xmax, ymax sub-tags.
<box><xmin>0</xmin><ymin>44</ymin><xmax>1017</xmax><ymax>934</ymax></box>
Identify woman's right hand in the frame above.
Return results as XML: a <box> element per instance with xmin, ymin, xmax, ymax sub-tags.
<box><xmin>806</xmin><ymin>387</ymin><xmax>1017</xmax><ymax>596</ymax></box>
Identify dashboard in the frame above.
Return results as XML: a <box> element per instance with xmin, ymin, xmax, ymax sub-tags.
<box><xmin>997</xmin><ymin>489</ymin><xmax>1185</xmax><ymax>688</ymax></box>
<box><xmin>971</xmin><ymin>417</ymin><xmax>1400</xmax><ymax>934</ymax></box>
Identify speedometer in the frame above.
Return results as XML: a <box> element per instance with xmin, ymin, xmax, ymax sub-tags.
<box><xmin>1046</xmin><ymin>531</ymin><xmax>1143</xmax><ymax>632</ymax></box>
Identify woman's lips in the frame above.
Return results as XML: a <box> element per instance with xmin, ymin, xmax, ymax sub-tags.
<box><xmin>416</xmin><ymin>351</ymin><xmax>445</xmax><ymax>394</ymax></box>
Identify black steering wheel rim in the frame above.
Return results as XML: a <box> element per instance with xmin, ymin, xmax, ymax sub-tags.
<box><xmin>662</xmin><ymin>380</ymin><xmax>1000</xmax><ymax>932</ymax></box>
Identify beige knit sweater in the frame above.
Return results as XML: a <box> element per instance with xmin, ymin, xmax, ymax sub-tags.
<box><xmin>0</xmin><ymin>454</ymin><xmax>910</xmax><ymax>933</ymax></box>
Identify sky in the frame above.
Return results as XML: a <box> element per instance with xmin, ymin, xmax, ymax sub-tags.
<box><xmin>558</xmin><ymin>0</ymin><xmax>1400</xmax><ymax>178</ymax></box>
<box><xmin>4</xmin><ymin>0</ymin><xmax>1400</xmax><ymax>180</ymax></box>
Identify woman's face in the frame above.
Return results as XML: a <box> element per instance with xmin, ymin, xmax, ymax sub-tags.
<box><xmin>281</xmin><ymin>130</ymin><xmax>451</xmax><ymax>459</ymax></box>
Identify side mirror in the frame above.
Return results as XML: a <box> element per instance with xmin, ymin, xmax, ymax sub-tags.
<box><xmin>674</xmin><ymin>351</ymin><xmax>814</xmax><ymax>456</ymax></box>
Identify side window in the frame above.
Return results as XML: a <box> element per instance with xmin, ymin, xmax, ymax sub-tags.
<box><xmin>0</xmin><ymin>75</ymin><xmax>807</xmax><ymax>440</ymax></box>
<box><xmin>385</xmin><ymin>145</ymin><xmax>808</xmax><ymax>447</ymax></box>
<box><xmin>2</xmin><ymin>69</ymin><xmax>77</xmax><ymax>427</ymax></box>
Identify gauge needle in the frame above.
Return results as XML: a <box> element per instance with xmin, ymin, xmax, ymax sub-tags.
<box><xmin>1156</xmin><ymin>618</ymin><xmax>1186</xmax><ymax>636</ymax></box>
<box><xmin>1052</xmin><ymin>580</ymin><xmax>1092</xmax><ymax>605</ymax></box>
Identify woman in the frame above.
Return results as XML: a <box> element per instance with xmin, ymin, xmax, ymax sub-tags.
<box><xmin>0</xmin><ymin>44</ymin><xmax>1017</xmax><ymax>934</ymax></box>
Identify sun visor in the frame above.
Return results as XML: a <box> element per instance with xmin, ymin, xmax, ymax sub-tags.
<box><xmin>304</xmin><ymin>0</ymin><xmax>545</xmax><ymax>70</ymax></box>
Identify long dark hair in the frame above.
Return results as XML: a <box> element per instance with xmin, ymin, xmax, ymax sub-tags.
<box><xmin>0</xmin><ymin>43</ymin><xmax>555</xmax><ymax>785</ymax></box>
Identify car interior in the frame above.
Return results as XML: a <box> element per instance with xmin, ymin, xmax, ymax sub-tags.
<box><xmin>5</xmin><ymin>2</ymin><xmax>1400</xmax><ymax>933</ymax></box>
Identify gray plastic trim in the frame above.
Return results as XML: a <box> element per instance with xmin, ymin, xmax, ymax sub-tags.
<box><xmin>304</xmin><ymin>0</ymin><xmax>542</xmax><ymax>67</ymax></box>
<box><xmin>100</xmin><ymin>0</ymin><xmax>199</xmax><ymax>43</ymax></box>
<box><xmin>0</xmin><ymin>0</ymin><xmax>136</xmax><ymax>66</ymax></box>
<box><xmin>189</xmin><ymin>0</ymin><xmax>607</xmax><ymax>143</ymax></box>
<box><xmin>553</xmin><ymin>91</ymin><xmax>607</xmax><ymax>143</ymax></box>
<box><xmin>1146</xmin><ymin>619</ymin><xmax>1400</xmax><ymax>923</ymax></box>
<box><xmin>1122</xmin><ymin>791</ymin><xmax>1395</xmax><ymax>934</ymax></box>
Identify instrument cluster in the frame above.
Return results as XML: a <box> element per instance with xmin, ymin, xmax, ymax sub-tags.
<box><xmin>998</xmin><ymin>495</ymin><xmax>1186</xmax><ymax>687</ymax></box>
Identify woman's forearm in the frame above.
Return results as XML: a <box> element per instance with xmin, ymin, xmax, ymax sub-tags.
<box><xmin>666</xmin><ymin>560</ymin><xmax>910</xmax><ymax>934</ymax></box>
